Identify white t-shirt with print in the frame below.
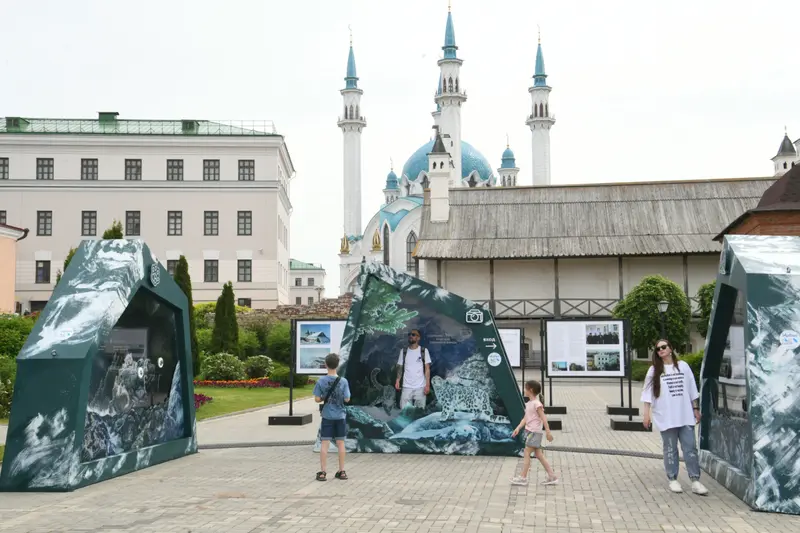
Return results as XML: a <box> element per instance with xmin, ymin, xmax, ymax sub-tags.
<box><xmin>640</xmin><ymin>361</ymin><xmax>699</xmax><ymax>431</ymax></box>
<box><xmin>397</xmin><ymin>346</ymin><xmax>431</xmax><ymax>390</ymax></box>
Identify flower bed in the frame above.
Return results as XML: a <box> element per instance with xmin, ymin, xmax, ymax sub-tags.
<box><xmin>194</xmin><ymin>393</ymin><xmax>213</xmax><ymax>409</ymax></box>
<box><xmin>193</xmin><ymin>378</ymin><xmax>281</xmax><ymax>389</ymax></box>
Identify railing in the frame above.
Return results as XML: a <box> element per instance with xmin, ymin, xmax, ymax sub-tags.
<box><xmin>0</xmin><ymin>118</ymin><xmax>279</xmax><ymax>136</ymax></box>
<box><xmin>689</xmin><ymin>296</ymin><xmax>703</xmax><ymax>318</ymax></box>
<box><xmin>560</xmin><ymin>299</ymin><xmax>618</xmax><ymax>317</ymax></box>
<box><xmin>470</xmin><ymin>297</ymin><xmax>702</xmax><ymax>320</ymax></box>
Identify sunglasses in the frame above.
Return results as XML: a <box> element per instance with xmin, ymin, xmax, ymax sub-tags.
<box><xmin>656</xmin><ymin>344</ymin><xmax>669</xmax><ymax>351</ymax></box>
<box><xmin>408</xmin><ymin>333</ymin><xmax>419</xmax><ymax>337</ymax></box>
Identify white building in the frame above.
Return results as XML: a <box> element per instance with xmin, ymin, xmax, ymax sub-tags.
<box><xmin>338</xmin><ymin>7</ymin><xmax>548</xmax><ymax>294</ymax></box>
<box><xmin>772</xmin><ymin>129</ymin><xmax>799</xmax><ymax>176</ymax></box>
<box><xmin>0</xmin><ymin>113</ymin><xmax>295</xmax><ymax>311</ymax></box>
<box><xmin>289</xmin><ymin>259</ymin><xmax>326</xmax><ymax>305</ymax></box>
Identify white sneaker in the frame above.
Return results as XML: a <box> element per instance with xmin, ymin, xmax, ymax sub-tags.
<box><xmin>541</xmin><ymin>476</ymin><xmax>559</xmax><ymax>485</ymax></box>
<box><xmin>669</xmin><ymin>480</ymin><xmax>683</xmax><ymax>493</ymax></box>
<box><xmin>691</xmin><ymin>480</ymin><xmax>709</xmax><ymax>495</ymax></box>
<box><xmin>510</xmin><ymin>476</ymin><xmax>528</xmax><ymax>486</ymax></box>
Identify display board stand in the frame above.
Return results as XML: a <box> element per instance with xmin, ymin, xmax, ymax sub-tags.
<box><xmin>539</xmin><ymin>321</ymin><xmax>564</xmax><ymax>430</ymax></box>
<box><xmin>268</xmin><ymin>319</ymin><xmax>312</xmax><ymax>426</ymax></box>
<box><xmin>609</xmin><ymin>324</ymin><xmax>649</xmax><ymax>432</ymax></box>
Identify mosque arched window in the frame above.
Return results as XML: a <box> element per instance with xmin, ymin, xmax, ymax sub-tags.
<box><xmin>785</xmin><ymin>162</ymin><xmax>789</xmax><ymax>169</ymax></box>
<box><xmin>344</xmin><ymin>105</ymin><xmax>348</xmax><ymax>119</ymax></box>
<box><xmin>406</xmin><ymin>231</ymin><xmax>417</xmax><ymax>272</ymax></box>
<box><xmin>455</xmin><ymin>78</ymin><xmax>459</xmax><ymax>92</ymax></box>
<box><xmin>383</xmin><ymin>224</ymin><xmax>391</xmax><ymax>265</ymax></box>
<box><xmin>448</xmin><ymin>77</ymin><xmax>453</xmax><ymax>93</ymax></box>
<box><xmin>349</xmin><ymin>105</ymin><xmax>354</xmax><ymax>119</ymax></box>
<box><xmin>545</xmin><ymin>104</ymin><xmax>549</xmax><ymax>117</ymax></box>
<box><xmin>539</xmin><ymin>103</ymin><xmax>544</xmax><ymax>117</ymax></box>
<box><xmin>534</xmin><ymin>106</ymin><xmax>538</xmax><ymax>118</ymax></box>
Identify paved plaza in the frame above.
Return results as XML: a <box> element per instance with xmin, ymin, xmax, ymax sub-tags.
<box><xmin>1</xmin><ymin>379</ymin><xmax>799</xmax><ymax>532</ymax></box>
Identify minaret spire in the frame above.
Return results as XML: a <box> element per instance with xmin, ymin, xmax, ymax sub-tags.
<box><xmin>525</xmin><ymin>30</ymin><xmax>555</xmax><ymax>186</ymax></box>
<box><xmin>435</xmin><ymin>5</ymin><xmax>466</xmax><ymax>186</ymax></box>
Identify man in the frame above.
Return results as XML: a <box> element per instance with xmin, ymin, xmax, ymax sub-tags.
<box><xmin>395</xmin><ymin>329</ymin><xmax>432</xmax><ymax>409</ymax></box>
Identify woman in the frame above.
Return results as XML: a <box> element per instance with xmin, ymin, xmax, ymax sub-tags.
<box><xmin>641</xmin><ymin>339</ymin><xmax>709</xmax><ymax>495</ymax></box>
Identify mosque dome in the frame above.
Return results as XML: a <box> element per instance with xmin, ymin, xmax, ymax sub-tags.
<box><xmin>401</xmin><ymin>139</ymin><xmax>494</xmax><ymax>183</ymax></box>
<box><xmin>385</xmin><ymin>169</ymin><xmax>399</xmax><ymax>190</ymax></box>
<box><xmin>500</xmin><ymin>147</ymin><xmax>516</xmax><ymax>169</ymax></box>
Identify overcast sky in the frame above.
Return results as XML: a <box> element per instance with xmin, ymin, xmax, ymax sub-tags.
<box><xmin>3</xmin><ymin>0</ymin><xmax>798</xmax><ymax>294</ymax></box>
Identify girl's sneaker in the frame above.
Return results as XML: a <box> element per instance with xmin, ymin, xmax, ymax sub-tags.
<box><xmin>541</xmin><ymin>475</ymin><xmax>559</xmax><ymax>485</ymax></box>
<box><xmin>510</xmin><ymin>476</ymin><xmax>528</xmax><ymax>486</ymax></box>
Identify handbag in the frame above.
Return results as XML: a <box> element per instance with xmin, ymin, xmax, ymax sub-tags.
<box><xmin>319</xmin><ymin>376</ymin><xmax>342</xmax><ymax>414</ymax></box>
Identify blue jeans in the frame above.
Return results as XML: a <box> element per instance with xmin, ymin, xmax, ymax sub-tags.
<box><xmin>661</xmin><ymin>425</ymin><xmax>701</xmax><ymax>481</ymax></box>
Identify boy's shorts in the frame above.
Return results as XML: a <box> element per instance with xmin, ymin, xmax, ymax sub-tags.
<box><xmin>320</xmin><ymin>418</ymin><xmax>347</xmax><ymax>441</ymax></box>
<box><xmin>525</xmin><ymin>431</ymin><xmax>543</xmax><ymax>449</ymax></box>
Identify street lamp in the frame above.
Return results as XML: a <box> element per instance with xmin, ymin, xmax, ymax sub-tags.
<box><xmin>657</xmin><ymin>300</ymin><xmax>669</xmax><ymax>338</ymax></box>
<box><xmin>315</xmin><ymin>286</ymin><xmax>323</xmax><ymax>302</ymax></box>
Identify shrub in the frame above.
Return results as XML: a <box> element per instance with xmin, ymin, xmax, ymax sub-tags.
<box><xmin>679</xmin><ymin>350</ymin><xmax>704</xmax><ymax>390</ymax></box>
<box><xmin>238</xmin><ymin>312</ymin><xmax>279</xmax><ymax>353</ymax></box>
<box><xmin>238</xmin><ymin>329</ymin><xmax>260</xmax><ymax>360</ymax></box>
<box><xmin>173</xmin><ymin>255</ymin><xmax>199</xmax><ymax>376</ymax></box>
<box><xmin>56</xmin><ymin>247</ymin><xmax>77</xmax><ymax>285</ymax></box>
<box><xmin>696</xmin><ymin>281</ymin><xmax>715</xmax><ymax>338</ymax></box>
<box><xmin>266</xmin><ymin>322</ymin><xmax>291</xmax><ymax>365</ymax></box>
<box><xmin>200</xmin><ymin>352</ymin><xmax>246</xmax><ymax>381</ymax></box>
<box><xmin>211</xmin><ymin>283</ymin><xmax>239</xmax><ymax>356</ymax></box>
<box><xmin>194</xmin><ymin>393</ymin><xmax>213</xmax><ymax>409</ymax></box>
<box><xmin>269</xmin><ymin>362</ymin><xmax>309</xmax><ymax>388</ymax></box>
<box><xmin>193</xmin><ymin>378</ymin><xmax>280</xmax><ymax>388</ymax></box>
<box><xmin>630</xmin><ymin>360</ymin><xmax>651</xmax><ymax>382</ymax></box>
<box><xmin>0</xmin><ymin>315</ymin><xmax>35</xmax><ymax>357</ymax></box>
<box><xmin>613</xmin><ymin>275</ymin><xmax>691</xmax><ymax>355</ymax></box>
<box><xmin>197</xmin><ymin>329</ymin><xmax>213</xmax><ymax>354</ymax></box>
<box><xmin>102</xmin><ymin>220</ymin><xmax>124</xmax><ymax>239</ymax></box>
<box><xmin>195</xmin><ymin>301</ymin><xmax>253</xmax><ymax>328</ymax></box>
<box><xmin>0</xmin><ymin>356</ymin><xmax>15</xmax><ymax>418</ymax></box>
<box><xmin>244</xmin><ymin>355</ymin><xmax>274</xmax><ymax>378</ymax></box>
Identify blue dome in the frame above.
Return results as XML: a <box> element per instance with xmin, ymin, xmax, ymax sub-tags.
<box><xmin>385</xmin><ymin>169</ymin><xmax>399</xmax><ymax>190</ymax></box>
<box><xmin>401</xmin><ymin>139</ymin><xmax>494</xmax><ymax>182</ymax></box>
<box><xmin>501</xmin><ymin>147</ymin><xmax>516</xmax><ymax>169</ymax></box>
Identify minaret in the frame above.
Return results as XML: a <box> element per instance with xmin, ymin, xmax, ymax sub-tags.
<box><xmin>525</xmin><ymin>30</ymin><xmax>555</xmax><ymax>186</ymax></box>
<box><xmin>337</xmin><ymin>28</ymin><xmax>367</xmax><ymax>238</ymax></box>
<box><xmin>383</xmin><ymin>159</ymin><xmax>400</xmax><ymax>204</ymax></box>
<box><xmin>428</xmin><ymin>126</ymin><xmax>453</xmax><ymax>223</ymax></box>
<box><xmin>431</xmin><ymin>74</ymin><xmax>443</xmax><ymax>128</ymax></box>
<box><xmin>772</xmin><ymin>128</ymin><xmax>797</xmax><ymax>176</ymax></box>
<box><xmin>498</xmin><ymin>136</ymin><xmax>520</xmax><ymax>187</ymax></box>
<box><xmin>434</xmin><ymin>5</ymin><xmax>466</xmax><ymax>185</ymax></box>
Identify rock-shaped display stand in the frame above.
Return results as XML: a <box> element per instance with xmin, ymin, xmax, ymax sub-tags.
<box><xmin>317</xmin><ymin>261</ymin><xmax>526</xmax><ymax>456</ymax></box>
<box><xmin>0</xmin><ymin>240</ymin><xmax>198</xmax><ymax>492</ymax></box>
<box><xmin>700</xmin><ymin>235</ymin><xmax>800</xmax><ymax>515</ymax></box>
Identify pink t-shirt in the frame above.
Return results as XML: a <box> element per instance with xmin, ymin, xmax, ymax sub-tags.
<box><xmin>524</xmin><ymin>398</ymin><xmax>544</xmax><ymax>433</ymax></box>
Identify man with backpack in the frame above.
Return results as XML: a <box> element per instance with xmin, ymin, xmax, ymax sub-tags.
<box><xmin>394</xmin><ymin>329</ymin><xmax>432</xmax><ymax>409</ymax></box>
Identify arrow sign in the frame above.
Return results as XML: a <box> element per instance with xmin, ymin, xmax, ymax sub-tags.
<box><xmin>486</xmin><ymin>343</ymin><xmax>497</xmax><ymax>349</ymax></box>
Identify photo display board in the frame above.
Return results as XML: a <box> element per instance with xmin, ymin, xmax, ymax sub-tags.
<box><xmin>545</xmin><ymin>320</ymin><xmax>625</xmax><ymax>377</ymax></box>
<box><xmin>498</xmin><ymin>328</ymin><xmax>522</xmax><ymax>368</ymax></box>
<box><xmin>295</xmin><ymin>320</ymin><xmax>347</xmax><ymax>375</ymax></box>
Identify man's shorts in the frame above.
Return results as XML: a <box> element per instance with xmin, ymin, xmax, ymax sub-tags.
<box><xmin>525</xmin><ymin>431</ymin><xmax>543</xmax><ymax>449</ymax></box>
<box><xmin>320</xmin><ymin>418</ymin><xmax>347</xmax><ymax>441</ymax></box>
<box><xmin>400</xmin><ymin>387</ymin><xmax>427</xmax><ymax>409</ymax></box>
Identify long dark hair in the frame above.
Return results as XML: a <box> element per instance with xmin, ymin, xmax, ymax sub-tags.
<box><xmin>651</xmin><ymin>339</ymin><xmax>675</xmax><ymax>398</ymax></box>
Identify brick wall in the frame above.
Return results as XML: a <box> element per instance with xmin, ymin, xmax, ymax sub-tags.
<box><xmin>240</xmin><ymin>293</ymin><xmax>354</xmax><ymax>322</ymax></box>
<box><xmin>729</xmin><ymin>212</ymin><xmax>800</xmax><ymax>236</ymax></box>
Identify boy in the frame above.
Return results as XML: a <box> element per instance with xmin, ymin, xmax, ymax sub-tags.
<box><xmin>511</xmin><ymin>380</ymin><xmax>558</xmax><ymax>486</ymax></box>
<box><xmin>313</xmin><ymin>353</ymin><xmax>351</xmax><ymax>481</ymax></box>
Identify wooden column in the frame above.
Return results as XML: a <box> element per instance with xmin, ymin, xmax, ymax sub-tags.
<box><xmin>618</xmin><ymin>257</ymin><xmax>624</xmax><ymax>299</ymax></box>
<box><xmin>683</xmin><ymin>253</ymin><xmax>691</xmax><ymax>352</ymax></box>
<box><xmin>489</xmin><ymin>260</ymin><xmax>496</xmax><ymax>314</ymax></box>
<box><xmin>553</xmin><ymin>258</ymin><xmax>561</xmax><ymax>318</ymax></box>
<box><xmin>436</xmin><ymin>260</ymin><xmax>442</xmax><ymax>287</ymax></box>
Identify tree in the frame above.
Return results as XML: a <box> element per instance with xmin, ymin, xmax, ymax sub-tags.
<box><xmin>695</xmin><ymin>281</ymin><xmax>716</xmax><ymax>338</ymax></box>
<box><xmin>173</xmin><ymin>256</ymin><xmax>199</xmax><ymax>376</ymax></box>
<box><xmin>355</xmin><ymin>280</ymin><xmax>419</xmax><ymax>338</ymax></box>
<box><xmin>266</xmin><ymin>321</ymin><xmax>291</xmax><ymax>365</ymax></box>
<box><xmin>211</xmin><ymin>282</ymin><xmax>239</xmax><ymax>356</ymax></box>
<box><xmin>55</xmin><ymin>247</ymin><xmax>78</xmax><ymax>284</ymax></box>
<box><xmin>102</xmin><ymin>219</ymin><xmax>124</xmax><ymax>239</ymax></box>
<box><xmin>613</xmin><ymin>275</ymin><xmax>691</xmax><ymax>356</ymax></box>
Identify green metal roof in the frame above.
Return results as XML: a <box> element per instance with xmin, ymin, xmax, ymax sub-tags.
<box><xmin>0</xmin><ymin>116</ymin><xmax>279</xmax><ymax>136</ymax></box>
<box><xmin>290</xmin><ymin>259</ymin><xmax>325</xmax><ymax>271</ymax></box>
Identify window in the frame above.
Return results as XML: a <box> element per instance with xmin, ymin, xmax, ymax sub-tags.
<box><xmin>406</xmin><ymin>231</ymin><xmax>417</xmax><ymax>272</ymax></box>
<box><xmin>0</xmin><ymin>211</ymin><xmax>5</xmax><ymax>225</ymax></box>
<box><xmin>35</xmin><ymin>261</ymin><xmax>51</xmax><ymax>284</ymax></box>
<box><xmin>167</xmin><ymin>260</ymin><xmax>178</xmax><ymax>276</ymax></box>
<box><xmin>204</xmin><ymin>260</ymin><xmax>218</xmax><ymax>282</ymax></box>
<box><xmin>295</xmin><ymin>297</ymin><xmax>301</xmax><ymax>305</ymax></box>
<box><xmin>204</xmin><ymin>211</ymin><xmax>219</xmax><ymax>236</ymax></box>
<box><xmin>237</xmin><ymin>298</ymin><xmax>252</xmax><ymax>308</ymax></box>
<box><xmin>126</xmin><ymin>211</ymin><xmax>141</xmax><ymax>236</ymax></box>
<box><xmin>238</xmin><ymin>260</ymin><xmax>252</xmax><ymax>282</ymax></box>
<box><xmin>125</xmin><ymin>159</ymin><xmax>142</xmax><ymax>180</ymax></box>
<box><xmin>203</xmin><ymin>160</ymin><xmax>220</xmax><ymax>181</ymax></box>
<box><xmin>167</xmin><ymin>211</ymin><xmax>182</xmax><ymax>236</ymax></box>
<box><xmin>81</xmin><ymin>211</ymin><xmax>97</xmax><ymax>236</ymax></box>
<box><xmin>238</xmin><ymin>160</ymin><xmax>255</xmax><ymax>181</ymax></box>
<box><xmin>0</xmin><ymin>157</ymin><xmax>9</xmax><ymax>179</ymax></box>
<box><xmin>166</xmin><ymin>159</ymin><xmax>184</xmax><ymax>181</ymax></box>
<box><xmin>295</xmin><ymin>277</ymin><xmax>302</xmax><ymax>286</ymax></box>
<box><xmin>36</xmin><ymin>158</ymin><xmax>54</xmax><ymax>180</ymax></box>
<box><xmin>37</xmin><ymin>211</ymin><xmax>52</xmax><ymax>236</ymax></box>
<box><xmin>383</xmin><ymin>224</ymin><xmax>390</xmax><ymax>265</ymax></box>
<box><xmin>308</xmin><ymin>277</ymin><xmax>315</xmax><ymax>286</ymax></box>
<box><xmin>237</xmin><ymin>211</ymin><xmax>252</xmax><ymax>235</ymax></box>
<box><xmin>308</xmin><ymin>297</ymin><xmax>314</xmax><ymax>305</ymax></box>
<box><xmin>81</xmin><ymin>159</ymin><xmax>98</xmax><ymax>180</ymax></box>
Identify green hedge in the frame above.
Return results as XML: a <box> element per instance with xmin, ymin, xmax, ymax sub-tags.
<box><xmin>268</xmin><ymin>363</ymin><xmax>309</xmax><ymax>388</ymax></box>
<box><xmin>630</xmin><ymin>350</ymin><xmax>703</xmax><ymax>390</ymax></box>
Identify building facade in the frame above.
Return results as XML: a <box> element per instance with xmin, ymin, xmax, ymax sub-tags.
<box><xmin>0</xmin><ymin>223</ymin><xmax>28</xmax><ymax>314</ymax></box>
<box><xmin>289</xmin><ymin>259</ymin><xmax>326</xmax><ymax>305</ymax></box>
<box><xmin>0</xmin><ymin>113</ymin><xmax>295</xmax><ymax>311</ymax></box>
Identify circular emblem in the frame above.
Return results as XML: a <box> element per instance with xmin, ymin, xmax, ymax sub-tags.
<box><xmin>137</xmin><ymin>367</ymin><xmax>145</xmax><ymax>379</ymax></box>
<box><xmin>780</xmin><ymin>330</ymin><xmax>799</xmax><ymax>348</ymax></box>
<box><xmin>150</xmin><ymin>263</ymin><xmax>161</xmax><ymax>287</ymax></box>
<box><xmin>487</xmin><ymin>352</ymin><xmax>502</xmax><ymax>367</ymax></box>
<box><xmin>157</xmin><ymin>357</ymin><xmax>164</xmax><ymax>369</ymax></box>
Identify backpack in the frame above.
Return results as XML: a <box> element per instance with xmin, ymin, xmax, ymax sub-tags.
<box><xmin>395</xmin><ymin>346</ymin><xmax>431</xmax><ymax>404</ymax></box>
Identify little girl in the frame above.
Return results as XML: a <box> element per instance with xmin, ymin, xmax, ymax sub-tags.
<box><xmin>511</xmin><ymin>380</ymin><xmax>558</xmax><ymax>486</ymax></box>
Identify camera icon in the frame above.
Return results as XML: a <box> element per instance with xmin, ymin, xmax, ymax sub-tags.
<box><xmin>465</xmin><ymin>309</ymin><xmax>484</xmax><ymax>324</ymax></box>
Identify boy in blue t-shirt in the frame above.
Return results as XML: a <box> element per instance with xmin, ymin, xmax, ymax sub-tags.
<box><xmin>313</xmin><ymin>352</ymin><xmax>351</xmax><ymax>481</ymax></box>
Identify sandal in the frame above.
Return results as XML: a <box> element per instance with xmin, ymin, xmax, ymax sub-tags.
<box><xmin>316</xmin><ymin>471</ymin><xmax>327</xmax><ymax>481</ymax></box>
<box><xmin>335</xmin><ymin>470</ymin><xmax>348</xmax><ymax>480</ymax></box>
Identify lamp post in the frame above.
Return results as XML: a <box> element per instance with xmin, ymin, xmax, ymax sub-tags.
<box><xmin>315</xmin><ymin>286</ymin><xmax>323</xmax><ymax>303</ymax></box>
<box><xmin>657</xmin><ymin>300</ymin><xmax>669</xmax><ymax>338</ymax></box>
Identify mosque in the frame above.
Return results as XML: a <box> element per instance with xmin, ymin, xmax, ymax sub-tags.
<box><xmin>337</xmin><ymin>7</ymin><xmax>550</xmax><ymax>294</ymax></box>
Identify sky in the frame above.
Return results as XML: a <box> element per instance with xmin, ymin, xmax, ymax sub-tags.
<box><xmin>2</xmin><ymin>0</ymin><xmax>799</xmax><ymax>294</ymax></box>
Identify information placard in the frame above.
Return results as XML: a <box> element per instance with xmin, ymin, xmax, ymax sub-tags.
<box><xmin>295</xmin><ymin>320</ymin><xmax>347</xmax><ymax>375</ymax></box>
<box><xmin>498</xmin><ymin>328</ymin><xmax>522</xmax><ymax>367</ymax></box>
<box><xmin>545</xmin><ymin>320</ymin><xmax>625</xmax><ymax>377</ymax></box>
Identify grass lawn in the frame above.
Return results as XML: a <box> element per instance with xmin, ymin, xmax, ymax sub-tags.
<box><xmin>0</xmin><ymin>418</ymin><xmax>6</xmax><ymax>425</ymax></box>
<box><xmin>0</xmin><ymin>445</ymin><xmax>4</xmax><ymax>463</ymax></box>
<box><xmin>194</xmin><ymin>384</ymin><xmax>315</xmax><ymax>421</ymax></box>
